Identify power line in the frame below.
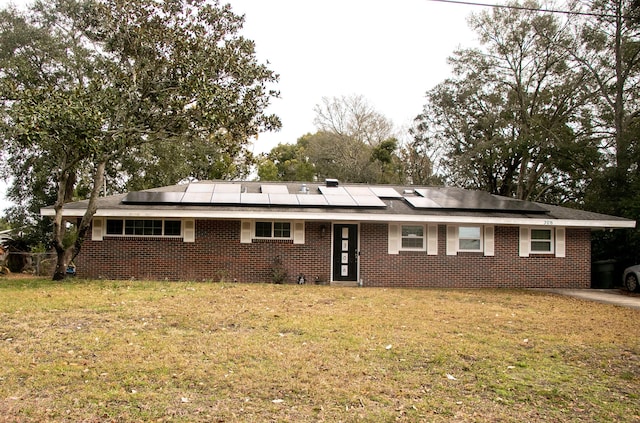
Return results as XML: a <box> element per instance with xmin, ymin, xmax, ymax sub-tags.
<box><xmin>426</xmin><ymin>0</ymin><xmax>620</xmax><ymax>19</ymax></box>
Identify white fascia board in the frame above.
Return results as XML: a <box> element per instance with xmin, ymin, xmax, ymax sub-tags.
<box><xmin>41</xmin><ymin>207</ymin><xmax>636</xmax><ymax>229</ymax></box>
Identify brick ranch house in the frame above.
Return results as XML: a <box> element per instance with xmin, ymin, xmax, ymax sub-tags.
<box><xmin>41</xmin><ymin>180</ymin><xmax>635</xmax><ymax>288</ymax></box>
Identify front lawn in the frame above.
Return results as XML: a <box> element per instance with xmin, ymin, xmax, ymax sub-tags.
<box><xmin>0</xmin><ymin>278</ymin><xmax>638</xmax><ymax>422</ymax></box>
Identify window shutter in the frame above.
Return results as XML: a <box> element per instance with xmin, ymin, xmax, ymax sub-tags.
<box><xmin>293</xmin><ymin>221</ymin><xmax>305</xmax><ymax>244</ymax></box>
<box><xmin>446</xmin><ymin>225</ymin><xmax>458</xmax><ymax>256</ymax></box>
<box><xmin>484</xmin><ymin>225</ymin><xmax>495</xmax><ymax>256</ymax></box>
<box><xmin>388</xmin><ymin>224</ymin><xmax>399</xmax><ymax>254</ymax></box>
<box><xmin>240</xmin><ymin>220</ymin><xmax>252</xmax><ymax>244</ymax></box>
<box><xmin>519</xmin><ymin>227</ymin><xmax>530</xmax><ymax>257</ymax></box>
<box><xmin>183</xmin><ymin>219</ymin><xmax>195</xmax><ymax>242</ymax></box>
<box><xmin>91</xmin><ymin>218</ymin><xmax>104</xmax><ymax>241</ymax></box>
<box><xmin>555</xmin><ymin>227</ymin><xmax>566</xmax><ymax>258</ymax></box>
<box><xmin>427</xmin><ymin>224</ymin><xmax>438</xmax><ymax>255</ymax></box>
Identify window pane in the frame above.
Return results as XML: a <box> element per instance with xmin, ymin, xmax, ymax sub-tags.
<box><xmin>143</xmin><ymin>220</ymin><xmax>154</xmax><ymax>235</ymax></box>
<box><xmin>459</xmin><ymin>239</ymin><xmax>481</xmax><ymax>250</ymax></box>
<box><xmin>145</xmin><ymin>220</ymin><xmax>162</xmax><ymax>235</ymax></box>
<box><xmin>273</xmin><ymin>222</ymin><xmax>291</xmax><ymax>238</ymax></box>
<box><xmin>459</xmin><ymin>226</ymin><xmax>481</xmax><ymax>238</ymax></box>
<box><xmin>106</xmin><ymin>219</ymin><xmax>123</xmax><ymax>235</ymax></box>
<box><xmin>125</xmin><ymin>220</ymin><xmax>162</xmax><ymax>235</ymax></box>
<box><xmin>402</xmin><ymin>237</ymin><xmax>424</xmax><ymax>249</ymax></box>
<box><xmin>124</xmin><ymin>220</ymin><xmax>137</xmax><ymax>235</ymax></box>
<box><xmin>531</xmin><ymin>229</ymin><xmax>551</xmax><ymax>240</ymax></box>
<box><xmin>531</xmin><ymin>241</ymin><xmax>551</xmax><ymax>252</ymax></box>
<box><xmin>255</xmin><ymin>222</ymin><xmax>272</xmax><ymax>238</ymax></box>
<box><xmin>402</xmin><ymin>225</ymin><xmax>423</xmax><ymax>237</ymax></box>
<box><xmin>164</xmin><ymin>220</ymin><xmax>182</xmax><ymax>236</ymax></box>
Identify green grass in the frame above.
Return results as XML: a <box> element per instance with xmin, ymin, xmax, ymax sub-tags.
<box><xmin>0</xmin><ymin>277</ymin><xmax>638</xmax><ymax>422</ymax></box>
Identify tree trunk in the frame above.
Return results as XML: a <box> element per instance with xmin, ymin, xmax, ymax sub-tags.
<box><xmin>52</xmin><ymin>248</ymin><xmax>72</xmax><ymax>281</ymax></box>
<box><xmin>51</xmin><ymin>160</ymin><xmax>107</xmax><ymax>281</ymax></box>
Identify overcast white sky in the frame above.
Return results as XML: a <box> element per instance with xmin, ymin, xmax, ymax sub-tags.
<box><xmin>0</xmin><ymin>0</ymin><xmax>483</xmax><ymax>213</ymax></box>
<box><xmin>231</xmin><ymin>0</ymin><xmax>478</xmax><ymax>151</ymax></box>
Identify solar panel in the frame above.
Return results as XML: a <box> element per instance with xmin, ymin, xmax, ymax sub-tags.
<box><xmin>297</xmin><ymin>194</ymin><xmax>328</xmax><ymax>206</ymax></box>
<box><xmin>240</xmin><ymin>193</ymin><xmax>270</xmax><ymax>205</ymax></box>
<box><xmin>318</xmin><ymin>186</ymin><xmax>349</xmax><ymax>196</ymax></box>
<box><xmin>324</xmin><ymin>195</ymin><xmax>357</xmax><ymax>206</ymax></box>
<box><xmin>370</xmin><ymin>187</ymin><xmax>402</xmax><ymax>198</ymax></box>
<box><xmin>409</xmin><ymin>187</ymin><xmax>547</xmax><ymax>213</ymax></box>
<box><xmin>160</xmin><ymin>192</ymin><xmax>186</xmax><ymax>203</ymax></box>
<box><xmin>181</xmin><ymin>192</ymin><xmax>213</xmax><ymax>203</ymax></box>
<box><xmin>261</xmin><ymin>184</ymin><xmax>289</xmax><ymax>194</ymax></box>
<box><xmin>186</xmin><ymin>183</ymin><xmax>215</xmax><ymax>193</ymax></box>
<box><xmin>211</xmin><ymin>193</ymin><xmax>241</xmax><ymax>203</ymax></box>
<box><xmin>123</xmin><ymin>191</ymin><xmax>187</xmax><ymax>203</ymax></box>
<box><xmin>269</xmin><ymin>194</ymin><xmax>300</xmax><ymax>205</ymax></box>
<box><xmin>404</xmin><ymin>196</ymin><xmax>442</xmax><ymax>209</ymax></box>
<box><xmin>344</xmin><ymin>186</ymin><xmax>374</xmax><ymax>196</ymax></box>
<box><xmin>351</xmin><ymin>195</ymin><xmax>386</xmax><ymax>207</ymax></box>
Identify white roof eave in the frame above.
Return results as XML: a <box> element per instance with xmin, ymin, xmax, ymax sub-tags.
<box><xmin>40</xmin><ymin>207</ymin><xmax>637</xmax><ymax>229</ymax></box>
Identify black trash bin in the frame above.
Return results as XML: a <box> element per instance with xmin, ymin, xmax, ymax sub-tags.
<box><xmin>592</xmin><ymin>259</ymin><xmax>617</xmax><ymax>289</ymax></box>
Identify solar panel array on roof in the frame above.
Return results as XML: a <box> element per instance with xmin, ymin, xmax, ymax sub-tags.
<box><xmin>122</xmin><ymin>183</ymin><xmax>387</xmax><ymax>208</ymax></box>
<box><xmin>411</xmin><ymin>188</ymin><xmax>547</xmax><ymax>213</ymax></box>
<box><xmin>121</xmin><ymin>183</ymin><xmax>548</xmax><ymax>213</ymax></box>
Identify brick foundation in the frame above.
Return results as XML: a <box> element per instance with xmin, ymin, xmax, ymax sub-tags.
<box><xmin>76</xmin><ymin>220</ymin><xmax>591</xmax><ymax>288</ymax></box>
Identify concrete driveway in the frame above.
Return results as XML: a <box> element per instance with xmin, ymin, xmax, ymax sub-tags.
<box><xmin>535</xmin><ymin>289</ymin><xmax>640</xmax><ymax>310</ymax></box>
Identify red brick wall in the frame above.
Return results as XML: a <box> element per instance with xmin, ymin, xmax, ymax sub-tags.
<box><xmin>78</xmin><ymin>221</ymin><xmax>332</xmax><ymax>283</ymax></box>
<box><xmin>77</xmin><ymin>220</ymin><xmax>592</xmax><ymax>288</ymax></box>
<box><xmin>359</xmin><ymin>224</ymin><xmax>591</xmax><ymax>288</ymax></box>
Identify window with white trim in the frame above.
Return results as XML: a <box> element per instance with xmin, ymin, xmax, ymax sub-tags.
<box><xmin>254</xmin><ymin>221</ymin><xmax>292</xmax><ymax>239</ymax></box>
<box><xmin>520</xmin><ymin>227</ymin><xmax>565</xmax><ymax>257</ymax></box>
<box><xmin>530</xmin><ymin>228</ymin><xmax>553</xmax><ymax>253</ymax></box>
<box><xmin>458</xmin><ymin>226</ymin><xmax>483</xmax><ymax>252</ymax></box>
<box><xmin>401</xmin><ymin>225</ymin><xmax>426</xmax><ymax>251</ymax></box>
<box><xmin>447</xmin><ymin>225</ymin><xmax>494</xmax><ymax>256</ymax></box>
<box><xmin>389</xmin><ymin>223</ymin><xmax>438</xmax><ymax>255</ymax></box>
<box><xmin>105</xmin><ymin>219</ymin><xmax>182</xmax><ymax>237</ymax></box>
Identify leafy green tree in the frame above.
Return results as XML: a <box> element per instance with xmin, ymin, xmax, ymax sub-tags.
<box><xmin>414</xmin><ymin>1</ymin><xmax>600</xmax><ymax>203</ymax></box>
<box><xmin>571</xmin><ymin>0</ymin><xmax>640</xmax><ymax>265</ymax></box>
<box><xmin>370</xmin><ymin>138</ymin><xmax>405</xmax><ymax>184</ymax></box>
<box><xmin>0</xmin><ymin>0</ymin><xmax>280</xmax><ymax>279</ymax></box>
<box><xmin>257</xmin><ymin>139</ymin><xmax>315</xmax><ymax>182</ymax></box>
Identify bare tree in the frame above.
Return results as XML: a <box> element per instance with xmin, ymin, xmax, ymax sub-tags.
<box><xmin>313</xmin><ymin>95</ymin><xmax>394</xmax><ymax>146</ymax></box>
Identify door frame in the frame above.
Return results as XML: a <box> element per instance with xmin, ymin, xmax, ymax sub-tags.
<box><xmin>330</xmin><ymin>222</ymin><xmax>360</xmax><ymax>283</ymax></box>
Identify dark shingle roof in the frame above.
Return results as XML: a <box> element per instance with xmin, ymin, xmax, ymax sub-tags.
<box><xmin>44</xmin><ymin>181</ymin><xmax>635</xmax><ymax>228</ymax></box>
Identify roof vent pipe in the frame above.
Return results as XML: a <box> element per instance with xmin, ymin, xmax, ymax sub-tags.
<box><xmin>299</xmin><ymin>184</ymin><xmax>309</xmax><ymax>194</ymax></box>
<box><xmin>325</xmin><ymin>178</ymin><xmax>339</xmax><ymax>187</ymax></box>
